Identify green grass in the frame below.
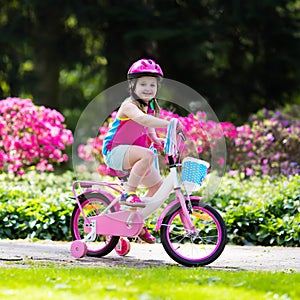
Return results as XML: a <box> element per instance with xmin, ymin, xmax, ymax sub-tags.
<box><xmin>0</xmin><ymin>266</ymin><xmax>299</xmax><ymax>300</ymax></box>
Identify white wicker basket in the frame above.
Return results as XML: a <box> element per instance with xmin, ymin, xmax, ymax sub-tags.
<box><xmin>181</xmin><ymin>157</ymin><xmax>210</xmax><ymax>194</ymax></box>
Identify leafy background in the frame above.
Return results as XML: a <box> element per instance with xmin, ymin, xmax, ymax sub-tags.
<box><xmin>1</xmin><ymin>1</ymin><xmax>300</xmax><ymax>125</ymax></box>
<box><xmin>0</xmin><ymin>171</ymin><xmax>299</xmax><ymax>246</ymax></box>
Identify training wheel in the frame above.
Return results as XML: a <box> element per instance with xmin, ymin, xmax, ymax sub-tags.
<box><xmin>70</xmin><ymin>240</ymin><xmax>87</xmax><ymax>258</ymax></box>
<box><xmin>115</xmin><ymin>238</ymin><xmax>131</xmax><ymax>256</ymax></box>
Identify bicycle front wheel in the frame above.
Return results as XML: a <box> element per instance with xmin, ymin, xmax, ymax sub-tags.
<box><xmin>71</xmin><ymin>192</ymin><xmax>120</xmax><ymax>257</ymax></box>
<box><xmin>160</xmin><ymin>199</ymin><xmax>227</xmax><ymax>267</ymax></box>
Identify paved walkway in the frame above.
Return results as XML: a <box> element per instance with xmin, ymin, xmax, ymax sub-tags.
<box><xmin>0</xmin><ymin>239</ymin><xmax>299</xmax><ymax>272</ymax></box>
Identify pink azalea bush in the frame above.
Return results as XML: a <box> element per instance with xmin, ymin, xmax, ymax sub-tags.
<box><xmin>78</xmin><ymin>105</ymin><xmax>300</xmax><ymax>177</ymax></box>
<box><xmin>78</xmin><ymin>109</ymin><xmax>226</xmax><ymax>175</ymax></box>
<box><xmin>0</xmin><ymin>97</ymin><xmax>73</xmax><ymax>175</ymax></box>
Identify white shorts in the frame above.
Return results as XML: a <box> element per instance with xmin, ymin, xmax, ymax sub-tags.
<box><xmin>103</xmin><ymin>145</ymin><xmax>130</xmax><ymax>172</ymax></box>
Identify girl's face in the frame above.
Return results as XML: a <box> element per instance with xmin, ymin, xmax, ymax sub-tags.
<box><xmin>134</xmin><ymin>76</ymin><xmax>158</xmax><ymax>102</ymax></box>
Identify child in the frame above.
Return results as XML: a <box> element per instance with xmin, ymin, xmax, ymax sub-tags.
<box><xmin>102</xmin><ymin>58</ymin><xmax>182</xmax><ymax>243</ymax></box>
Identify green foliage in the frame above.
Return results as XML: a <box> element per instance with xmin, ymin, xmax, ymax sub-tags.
<box><xmin>0</xmin><ymin>171</ymin><xmax>299</xmax><ymax>247</ymax></box>
<box><xmin>211</xmin><ymin>174</ymin><xmax>300</xmax><ymax>246</ymax></box>
<box><xmin>0</xmin><ymin>171</ymin><xmax>75</xmax><ymax>240</ymax></box>
<box><xmin>1</xmin><ymin>1</ymin><xmax>300</xmax><ymax>122</ymax></box>
<box><xmin>145</xmin><ymin>174</ymin><xmax>300</xmax><ymax>247</ymax></box>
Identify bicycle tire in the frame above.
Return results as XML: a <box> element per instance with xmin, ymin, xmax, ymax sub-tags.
<box><xmin>160</xmin><ymin>199</ymin><xmax>227</xmax><ymax>267</ymax></box>
<box><xmin>70</xmin><ymin>192</ymin><xmax>120</xmax><ymax>257</ymax></box>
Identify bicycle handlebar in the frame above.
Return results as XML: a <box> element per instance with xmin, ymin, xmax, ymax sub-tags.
<box><xmin>164</xmin><ymin>118</ymin><xmax>185</xmax><ymax>156</ymax></box>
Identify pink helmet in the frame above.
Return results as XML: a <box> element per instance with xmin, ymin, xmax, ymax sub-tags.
<box><xmin>127</xmin><ymin>58</ymin><xmax>163</xmax><ymax>79</ymax></box>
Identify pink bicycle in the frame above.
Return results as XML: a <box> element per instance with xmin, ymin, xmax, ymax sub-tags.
<box><xmin>70</xmin><ymin>119</ymin><xmax>226</xmax><ymax>267</ymax></box>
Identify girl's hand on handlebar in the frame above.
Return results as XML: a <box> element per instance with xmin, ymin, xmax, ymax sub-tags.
<box><xmin>152</xmin><ymin>137</ymin><xmax>165</xmax><ymax>147</ymax></box>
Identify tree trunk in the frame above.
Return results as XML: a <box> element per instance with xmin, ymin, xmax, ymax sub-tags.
<box><xmin>32</xmin><ymin>8</ymin><xmax>62</xmax><ymax>110</ymax></box>
<box><xmin>33</xmin><ymin>49</ymin><xmax>60</xmax><ymax>110</ymax></box>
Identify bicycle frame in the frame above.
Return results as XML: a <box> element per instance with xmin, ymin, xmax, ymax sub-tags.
<box><xmin>139</xmin><ymin>166</ymin><xmax>196</xmax><ymax>232</ymax></box>
<box><xmin>72</xmin><ymin>157</ymin><xmax>196</xmax><ymax>239</ymax></box>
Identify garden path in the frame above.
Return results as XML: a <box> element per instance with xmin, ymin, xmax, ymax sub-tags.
<box><xmin>0</xmin><ymin>240</ymin><xmax>299</xmax><ymax>272</ymax></box>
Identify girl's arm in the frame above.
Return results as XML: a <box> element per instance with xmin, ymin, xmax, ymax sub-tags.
<box><xmin>120</xmin><ymin>102</ymin><xmax>169</xmax><ymax>128</ymax></box>
<box><xmin>148</xmin><ymin>128</ymin><xmax>165</xmax><ymax>146</ymax></box>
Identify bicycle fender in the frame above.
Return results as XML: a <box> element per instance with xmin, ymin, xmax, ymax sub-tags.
<box><xmin>155</xmin><ymin>196</ymin><xmax>202</xmax><ymax>231</ymax></box>
<box><xmin>156</xmin><ymin>201</ymin><xmax>180</xmax><ymax>231</ymax></box>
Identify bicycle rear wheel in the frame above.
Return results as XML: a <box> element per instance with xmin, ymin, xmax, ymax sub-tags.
<box><xmin>160</xmin><ymin>199</ymin><xmax>226</xmax><ymax>267</ymax></box>
<box><xmin>71</xmin><ymin>192</ymin><xmax>120</xmax><ymax>257</ymax></box>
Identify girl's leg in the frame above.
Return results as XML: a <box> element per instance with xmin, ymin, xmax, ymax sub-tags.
<box><xmin>138</xmin><ymin>168</ymin><xmax>160</xmax><ymax>243</ymax></box>
<box><xmin>122</xmin><ymin>146</ymin><xmax>160</xmax><ymax>243</ymax></box>
<box><xmin>140</xmin><ymin>165</ymin><xmax>163</xmax><ymax>197</ymax></box>
<box><xmin>122</xmin><ymin>146</ymin><xmax>155</xmax><ymax>193</ymax></box>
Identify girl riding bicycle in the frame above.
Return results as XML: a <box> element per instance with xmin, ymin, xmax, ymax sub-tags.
<box><xmin>102</xmin><ymin>58</ymin><xmax>182</xmax><ymax>243</ymax></box>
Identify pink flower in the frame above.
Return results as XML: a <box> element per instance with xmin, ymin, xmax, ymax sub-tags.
<box><xmin>197</xmin><ymin>146</ymin><xmax>203</xmax><ymax>153</ymax></box>
<box><xmin>248</xmin><ymin>152</ymin><xmax>255</xmax><ymax>158</ymax></box>
<box><xmin>245</xmin><ymin>168</ymin><xmax>254</xmax><ymax>176</ymax></box>
<box><xmin>266</xmin><ymin>133</ymin><xmax>274</xmax><ymax>142</ymax></box>
<box><xmin>262</xmin><ymin>158</ymin><xmax>268</xmax><ymax>165</ymax></box>
<box><xmin>221</xmin><ymin>122</ymin><xmax>237</xmax><ymax>138</ymax></box>
<box><xmin>97</xmin><ymin>164</ymin><xmax>109</xmax><ymax>175</ymax></box>
<box><xmin>218</xmin><ymin>157</ymin><xmax>225</xmax><ymax>166</ymax></box>
<box><xmin>228</xmin><ymin>170</ymin><xmax>238</xmax><ymax>176</ymax></box>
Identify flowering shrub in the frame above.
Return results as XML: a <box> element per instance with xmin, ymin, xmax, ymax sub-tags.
<box><xmin>225</xmin><ymin>106</ymin><xmax>300</xmax><ymax>176</ymax></box>
<box><xmin>78</xmin><ymin>104</ymin><xmax>300</xmax><ymax>177</ymax></box>
<box><xmin>78</xmin><ymin>109</ymin><xmax>226</xmax><ymax>175</ymax></box>
<box><xmin>0</xmin><ymin>97</ymin><xmax>73</xmax><ymax>175</ymax></box>
<box><xmin>1</xmin><ymin>171</ymin><xmax>298</xmax><ymax>246</ymax></box>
